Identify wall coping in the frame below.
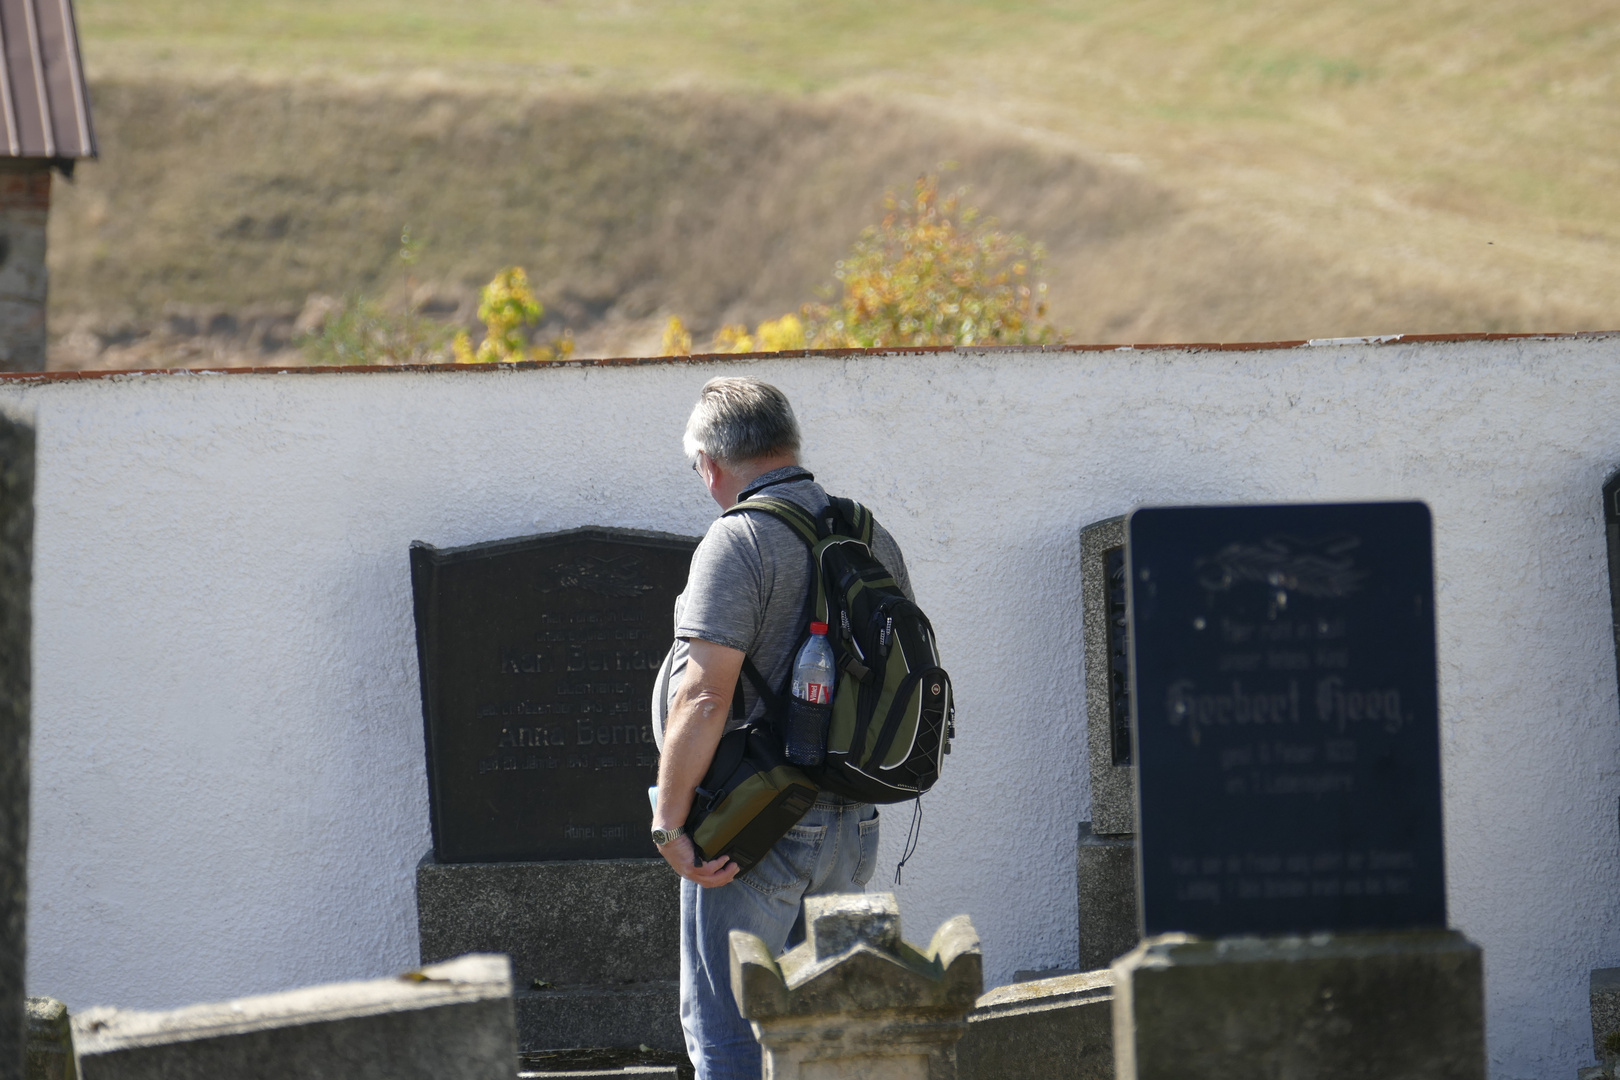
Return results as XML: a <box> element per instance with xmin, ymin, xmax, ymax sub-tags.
<box><xmin>3</xmin><ymin>331</ymin><xmax>1615</xmax><ymax>385</ymax></box>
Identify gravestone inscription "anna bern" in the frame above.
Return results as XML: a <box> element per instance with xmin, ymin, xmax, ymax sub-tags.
<box><xmin>411</xmin><ymin>527</ymin><xmax>698</xmax><ymax>863</ymax></box>
<box><xmin>1127</xmin><ymin>502</ymin><xmax>1443</xmax><ymax>937</ymax></box>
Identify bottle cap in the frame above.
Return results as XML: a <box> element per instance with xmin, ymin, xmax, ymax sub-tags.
<box><xmin>809</xmin><ymin>621</ymin><xmax>829</xmax><ymax>635</ymax></box>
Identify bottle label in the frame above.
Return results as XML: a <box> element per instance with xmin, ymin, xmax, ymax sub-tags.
<box><xmin>800</xmin><ymin>682</ymin><xmax>832</xmax><ymax>705</ymax></box>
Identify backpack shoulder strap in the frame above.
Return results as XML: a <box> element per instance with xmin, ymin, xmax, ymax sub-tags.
<box><xmin>723</xmin><ymin>495</ymin><xmax>820</xmax><ymax>548</ymax></box>
<box><xmin>826</xmin><ymin>497</ymin><xmax>874</xmax><ymax>545</ymax></box>
<box><xmin>722</xmin><ymin>494</ymin><xmax>823</xmax><ymax>704</ymax></box>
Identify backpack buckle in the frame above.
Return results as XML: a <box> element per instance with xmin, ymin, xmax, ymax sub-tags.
<box><xmin>839</xmin><ymin>653</ymin><xmax>872</xmax><ymax>684</ymax></box>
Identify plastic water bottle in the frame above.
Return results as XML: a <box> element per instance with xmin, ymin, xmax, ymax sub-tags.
<box><xmin>786</xmin><ymin>622</ymin><xmax>836</xmax><ymax>766</ymax></box>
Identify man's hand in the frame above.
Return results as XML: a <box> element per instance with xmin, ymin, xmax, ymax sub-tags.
<box><xmin>656</xmin><ymin>833</ymin><xmax>740</xmax><ymax>888</ymax></box>
<box><xmin>654</xmin><ymin>637</ymin><xmax>747</xmax><ymax>889</ymax></box>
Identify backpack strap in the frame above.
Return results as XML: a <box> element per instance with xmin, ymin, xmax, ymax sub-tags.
<box><xmin>724</xmin><ymin>495</ymin><xmax>820</xmax><ymax>546</ymax></box>
<box><xmin>728</xmin><ymin>495</ymin><xmax>833</xmax><ymax>626</ymax></box>
<box><xmin>739</xmin><ymin>657</ymin><xmax>783</xmax><ymax>712</ymax></box>
<box><xmin>720</xmin><ymin>492</ymin><xmax>875</xmax><ymax>715</ymax></box>
<box><xmin>721</xmin><ymin>495</ymin><xmax>818</xmax><ymax>723</ymax></box>
<box><xmin>826</xmin><ymin>497</ymin><xmax>873</xmax><ymax>545</ymax></box>
<box><xmin>724</xmin><ymin>657</ymin><xmax>786</xmax><ymax>745</ymax></box>
<box><xmin>726</xmin><ymin>493</ymin><xmax>873</xmax><ymax>546</ymax></box>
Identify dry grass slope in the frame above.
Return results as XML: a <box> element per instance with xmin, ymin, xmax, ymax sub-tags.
<box><xmin>45</xmin><ymin>0</ymin><xmax>1620</xmax><ymax>365</ymax></box>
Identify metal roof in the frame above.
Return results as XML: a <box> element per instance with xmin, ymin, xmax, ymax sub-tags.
<box><xmin>0</xmin><ymin>0</ymin><xmax>93</xmax><ymax>159</ymax></box>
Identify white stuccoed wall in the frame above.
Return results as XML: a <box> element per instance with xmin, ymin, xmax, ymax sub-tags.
<box><xmin>5</xmin><ymin>335</ymin><xmax>1620</xmax><ymax>1078</ymax></box>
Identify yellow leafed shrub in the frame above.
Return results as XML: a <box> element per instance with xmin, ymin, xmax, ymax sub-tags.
<box><xmin>705</xmin><ymin>313</ymin><xmax>806</xmax><ymax>354</ymax></box>
<box><xmin>679</xmin><ymin>178</ymin><xmax>1057</xmax><ymax>356</ymax></box>
<box><xmin>711</xmin><ymin>323</ymin><xmax>754</xmax><ymax>353</ymax></box>
<box><xmin>454</xmin><ymin>266</ymin><xmax>575</xmax><ymax>363</ymax></box>
<box><xmin>802</xmin><ymin>175</ymin><xmax>1056</xmax><ymax>349</ymax></box>
<box><xmin>662</xmin><ymin>316</ymin><xmax>694</xmax><ymax>357</ymax></box>
<box><xmin>756</xmin><ymin>313</ymin><xmax>806</xmax><ymax>351</ymax></box>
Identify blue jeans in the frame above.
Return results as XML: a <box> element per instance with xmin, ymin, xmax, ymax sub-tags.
<box><xmin>679</xmin><ymin>796</ymin><xmax>880</xmax><ymax>1080</ymax></box>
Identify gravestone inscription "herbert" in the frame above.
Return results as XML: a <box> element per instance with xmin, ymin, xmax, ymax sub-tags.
<box><xmin>1127</xmin><ymin>502</ymin><xmax>1443</xmax><ymax>937</ymax></box>
<box><xmin>411</xmin><ymin>527</ymin><xmax>698</xmax><ymax>864</ymax></box>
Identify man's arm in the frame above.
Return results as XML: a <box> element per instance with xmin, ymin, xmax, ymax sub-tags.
<box><xmin>653</xmin><ymin>637</ymin><xmax>746</xmax><ymax>887</ymax></box>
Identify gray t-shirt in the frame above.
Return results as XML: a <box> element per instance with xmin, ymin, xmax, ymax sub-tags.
<box><xmin>652</xmin><ymin>466</ymin><xmax>912</xmax><ymax>748</ymax></box>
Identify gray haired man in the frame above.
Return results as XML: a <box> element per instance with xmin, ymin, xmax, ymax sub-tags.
<box><xmin>650</xmin><ymin>376</ymin><xmax>913</xmax><ymax>1080</ymax></box>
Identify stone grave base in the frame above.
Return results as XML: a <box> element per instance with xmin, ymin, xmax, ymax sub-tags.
<box><xmin>71</xmin><ymin>954</ymin><xmax>515</xmax><ymax>1080</ymax></box>
<box><xmin>518</xmin><ymin>1047</ymin><xmax>692</xmax><ymax>1079</ymax></box>
<box><xmin>417</xmin><ymin>853</ymin><xmax>682</xmax><ymax>1051</ymax></box>
<box><xmin>1111</xmin><ymin>929</ymin><xmax>1485</xmax><ymax>1080</ymax></box>
<box><xmin>957</xmin><ymin>969</ymin><xmax>1114</xmax><ymax>1080</ymax></box>
<box><xmin>1591</xmin><ymin>967</ymin><xmax>1620</xmax><ymax>1061</ymax></box>
<box><xmin>515</xmin><ymin>982</ymin><xmax>682</xmax><ymax>1054</ymax></box>
<box><xmin>1076</xmin><ymin>822</ymin><xmax>1138</xmax><ymax>971</ymax></box>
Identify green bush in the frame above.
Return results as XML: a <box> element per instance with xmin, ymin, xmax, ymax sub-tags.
<box><xmin>297</xmin><ymin>295</ymin><xmax>456</xmax><ymax>366</ymax></box>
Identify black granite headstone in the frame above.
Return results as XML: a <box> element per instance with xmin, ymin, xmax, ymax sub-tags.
<box><xmin>0</xmin><ymin>413</ymin><xmax>32</xmax><ymax>1080</ymax></box>
<box><xmin>1127</xmin><ymin>502</ymin><xmax>1444</xmax><ymax>937</ymax></box>
<box><xmin>1602</xmin><ymin>468</ymin><xmax>1620</xmax><ymax>716</ymax></box>
<box><xmin>411</xmin><ymin>527</ymin><xmax>698</xmax><ymax>864</ymax></box>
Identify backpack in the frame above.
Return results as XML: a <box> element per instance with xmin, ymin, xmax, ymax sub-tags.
<box><xmin>724</xmin><ymin>494</ymin><xmax>955</xmax><ymax>804</ymax></box>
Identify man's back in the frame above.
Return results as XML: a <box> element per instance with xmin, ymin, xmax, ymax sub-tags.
<box><xmin>656</xmin><ymin>466</ymin><xmax>911</xmax><ymax>745</ymax></box>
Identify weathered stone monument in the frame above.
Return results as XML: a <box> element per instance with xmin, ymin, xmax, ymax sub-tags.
<box><xmin>1078</xmin><ymin>516</ymin><xmax>1139</xmax><ymax>970</ymax></box>
<box><xmin>1</xmin><ymin>410</ymin><xmax>33</xmax><ymax>1080</ymax></box>
<box><xmin>1112</xmin><ymin>502</ymin><xmax>1486</xmax><ymax>1080</ymax></box>
<box><xmin>25</xmin><ymin>998</ymin><xmax>73</xmax><ymax>1080</ymax></box>
<box><xmin>72</xmin><ymin>954</ymin><xmax>515</xmax><ymax>1080</ymax></box>
<box><xmin>730</xmin><ymin>894</ymin><xmax>981</xmax><ymax>1080</ymax></box>
<box><xmin>410</xmin><ymin>526</ymin><xmax>697</xmax><ymax>1052</ymax></box>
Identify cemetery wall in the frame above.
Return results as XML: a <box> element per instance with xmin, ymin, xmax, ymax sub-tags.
<box><xmin>2</xmin><ymin>333</ymin><xmax>1619</xmax><ymax>1079</ymax></box>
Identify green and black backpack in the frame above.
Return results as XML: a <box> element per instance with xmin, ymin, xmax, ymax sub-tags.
<box><xmin>725</xmin><ymin>494</ymin><xmax>955</xmax><ymax>804</ymax></box>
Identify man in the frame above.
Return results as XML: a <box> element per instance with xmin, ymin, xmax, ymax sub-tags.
<box><xmin>651</xmin><ymin>376</ymin><xmax>913</xmax><ymax>1080</ymax></box>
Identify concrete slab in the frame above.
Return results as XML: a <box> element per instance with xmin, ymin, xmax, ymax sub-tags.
<box><xmin>957</xmin><ymin>970</ymin><xmax>1113</xmax><ymax>1080</ymax></box>
<box><xmin>417</xmin><ymin>854</ymin><xmax>680</xmax><ymax>1050</ymax></box>
<box><xmin>1112</xmin><ymin>931</ymin><xmax>1485</xmax><ymax>1080</ymax></box>
<box><xmin>73</xmin><ymin>954</ymin><xmax>515</xmax><ymax>1080</ymax></box>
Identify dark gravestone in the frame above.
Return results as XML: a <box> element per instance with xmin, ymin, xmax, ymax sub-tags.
<box><xmin>0</xmin><ymin>412</ymin><xmax>32</xmax><ymax>1080</ymax></box>
<box><xmin>1127</xmin><ymin>502</ymin><xmax>1443</xmax><ymax>938</ymax></box>
<box><xmin>411</xmin><ymin>527</ymin><xmax>698</xmax><ymax>864</ymax></box>
<box><xmin>1603</xmin><ymin>470</ymin><xmax>1620</xmax><ymax>718</ymax></box>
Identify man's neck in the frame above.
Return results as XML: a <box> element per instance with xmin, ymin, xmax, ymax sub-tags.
<box><xmin>713</xmin><ymin>454</ymin><xmax>800</xmax><ymax>508</ymax></box>
<box><xmin>731</xmin><ymin>455</ymin><xmax>800</xmax><ymax>490</ymax></box>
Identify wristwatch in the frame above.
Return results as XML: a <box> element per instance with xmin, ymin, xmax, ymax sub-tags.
<box><xmin>651</xmin><ymin>825</ymin><xmax>685</xmax><ymax>846</ymax></box>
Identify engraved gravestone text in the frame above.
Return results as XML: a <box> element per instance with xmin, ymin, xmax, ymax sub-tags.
<box><xmin>1128</xmin><ymin>504</ymin><xmax>1443</xmax><ymax>936</ymax></box>
<box><xmin>412</xmin><ymin>529</ymin><xmax>697</xmax><ymax>863</ymax></box>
